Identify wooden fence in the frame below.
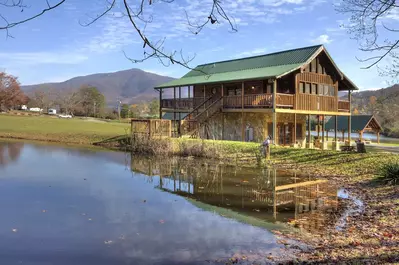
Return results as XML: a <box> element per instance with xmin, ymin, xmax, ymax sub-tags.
<box><xmin>131</xmin><ymin>119</ymin><xmax>171</xmax><ymax>139</ymax></box>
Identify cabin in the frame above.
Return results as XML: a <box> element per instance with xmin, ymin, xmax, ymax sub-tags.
<box><xmin>154</xmin><ymin>45</ymin><xmax>358</xmax><ymax>148</ymax></box>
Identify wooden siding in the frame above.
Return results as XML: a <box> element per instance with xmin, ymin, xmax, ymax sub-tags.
<box><xmin>296</xmin><ymin>94</ymin><xmax>337</xmax><ymax>112</ymax></box>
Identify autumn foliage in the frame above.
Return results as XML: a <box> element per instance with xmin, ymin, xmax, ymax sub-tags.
<box><xmin>0</xmin><ymin>72</ymin><xmax>28</xmax><ymax>111</ymax></box>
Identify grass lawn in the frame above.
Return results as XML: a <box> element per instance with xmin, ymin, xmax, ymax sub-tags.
<box><xmin>0</xmin><ymin>114</ymin><xmax>130</xmax><ymax>144</ymax></box>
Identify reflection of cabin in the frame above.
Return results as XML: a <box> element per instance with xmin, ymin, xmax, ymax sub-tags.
<box><xmin>131</xmin><ymin>157</ymin><xmax>338</xmax><ymax>231</ymax></box>
<box><xmin>155</xmin><ymin>45</ymin><xmax>358</xmax><ymax>148</ymax></box>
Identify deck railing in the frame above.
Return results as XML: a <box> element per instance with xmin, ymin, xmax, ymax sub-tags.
<box><xmin>223</xmin><ymin>93</ymin><xmax>294</xmax><ymax>108</ymax></box>
<box><xmin>276</xmin><ymin>94</ymin><xmax>294</xmax><ymax>107</ymax></box>
<box><xmin>161</xmin><ymin>93</ymin><xmax>345</xmax><ymax>112</ymax></box>
<box><xmin>338</xmin><ymin>100</ymin><xmax>350</xmax><ymax>112</ymax></box>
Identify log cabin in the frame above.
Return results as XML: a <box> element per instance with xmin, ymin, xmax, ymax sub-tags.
<box><xmin>154</xmin><ymin>45</ymin><xmax>358</xmax><ymax>149</ymax></box>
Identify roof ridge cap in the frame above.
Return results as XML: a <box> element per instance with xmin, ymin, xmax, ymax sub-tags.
<box><xmin>196</xmin><ymin>45</ymin><xmax>323</xmax><ymax>67</ymax></box>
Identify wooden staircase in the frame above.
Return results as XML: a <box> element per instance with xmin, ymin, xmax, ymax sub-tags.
<box><xmin>180</xmin><ymin>96</ymin><xmax>223</xmax><ymax>138</ymax></box>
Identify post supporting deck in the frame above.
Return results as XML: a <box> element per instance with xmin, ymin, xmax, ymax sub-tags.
<box><xmin>178</xmin><ymin>86</ymin><xmax>181</xmax><ymax>136</ymax></box>
<box><xmin>173</xmin><ymin>87</ymin><xmax>176</xmax><ymax>137</ymax></box>
<box><xmin>272</xmin><ymin>80</ymin><xmax>277</xmax><ymax>145</ymax></box>
<box><xmin>307</xmin><ymin>114</ymin><xmax>311</xmax><ymax>148</ymax></box>
<box><xmin>241</xmin><ymin>82</ymin><xmax>245</xmax><ymax>142</ymax></box>
<box><xmin>348</xmin><ymin>90</ymin><xmax>352</xmax><ymax>145</ymax></box>
<box><xmin>377</xmin><ymin>131</ymin><xmax>380</xmax><ymax>144</ymax></box>
<box><xmin>334</xmin><ymin>115</ymin><xmax>337</xmax><ymax>143</ymax></box>
<box><xmin>293</xmin><ymin>113</ymin><xmax>297</xmax><ymax>146</ymax></box>
<box><xmin>322</xmin><ymin>115</ymin><xmax>325</xmax><ymax>149</ymax></box>
<box><xmin>159</xmin><ymin>88</ymin><xmax>163</xmax><ymax>119</ymax></box>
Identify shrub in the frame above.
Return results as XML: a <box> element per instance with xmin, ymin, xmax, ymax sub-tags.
<box><xmin>376</xmin><ymin>162</ymin><xmax>399</xmax><ymax>185</ymax></box>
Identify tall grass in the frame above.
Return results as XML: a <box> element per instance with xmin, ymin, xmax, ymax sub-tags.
<box><xmin>376</xmin><ymin>162</ymin><xmax>399</xmax><ymax>185</ymax></box>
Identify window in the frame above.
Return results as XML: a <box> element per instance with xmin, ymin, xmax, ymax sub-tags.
<box><xmin>329</xmin><ymin>86</ymin><xmax>335</xmax><ymax>96</ymax></box>
<box><xmin>317</xmin><ymin>58</ymin><xmax>323</xmax><ymax>74</ymax></box>
<box><xmin>299</xmin><ymin>82</ymin><xmax>305</xmax><ymax>93</ymax></box>
<box><xmin>310</xmin><ymin>59</ymin><xmax>317</xmax><ymax>73</ymax></box>
<box><xmin>324</xmin><ymin>85</ymin><xmax>329</xmax><ymax>95</ymax></box>
<box><xmin>311</xmin><ymin>84</ymin><xmax>317</xmax><ymax>95</ymax></box>
<box><xmin>305</xmin><ymin>83</ymin><xmax>311</xmax><ymax>94</ymax></box>
<box><xmin>317</xmin><ymin>84</ymin><xmax>323</xmax><ymax>95</ymax></box>
<box><xmin>235</xmin><ymin>88</ymin><xmax>242</xmax><ymax>96</ymax></box>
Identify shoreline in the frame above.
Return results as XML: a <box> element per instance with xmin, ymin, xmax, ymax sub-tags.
<box><xmin>0</xmin><ymin>135</ymin><xmax>398</xmax><ymax>263</ymax></box>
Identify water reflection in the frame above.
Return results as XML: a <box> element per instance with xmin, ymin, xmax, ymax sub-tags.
<box><xmin>1</xmin><ymin>141</ymin><xmax>302</xmax><ymax>265</ymax></box>
<box><xmin>131</xmin><ymin>156</ymin><xmax>338</xmax><ymax>232</ymax></box>
<box><xmin>0</xmin><ymin>142</ymin><xmax>24</xmax><ymax>168</ymax></box>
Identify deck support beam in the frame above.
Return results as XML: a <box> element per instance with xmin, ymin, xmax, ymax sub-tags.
<box><xmin>307</xmin><ymin>114</ymin><xmax>311</xmax><ymax>148</ymax></box>
<box><xmin>173</xmin><ymin>87</ymin><xmax>176</xmax><ymax>137</ymax></box>
<box><xmin>293</xmin><ymin>113</ymin><xmax>297</xmax><ymax>146</ymax></box>
<box><xmin>348</xmin><ymin>90</ymin><xmax>352</xmax><ymax>145</ymax></box>
<box><xmin>159</xmin><ymin>88</ymin><xmax>163</xmax><ymax>119</ymax></box>
<box><xmin>322</xmin><ymin>115</ymin><xmax>325</xmax><ymax>149</ymax></box>
<box><xmin>377</xmin><ymin>131</ymin><xmax>380</xmax><ymax>144</ymax></box>
<box><xmin>272</xmin><ymin>79</ymin><xmax>277</xmax><ymax>145</ymax></box>
<box><xmin>241</xmin><ymin>82</ymin><xmax>245</xmax><ymax>142</ymax></box>
<box><xmin>178</xmin><ymin>86</ymin><xmax>181</xmax><ymax>136</ymax></box>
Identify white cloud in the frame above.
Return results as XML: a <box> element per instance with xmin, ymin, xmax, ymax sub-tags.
<box><xmin>235</xmin><ymin>48</ymin><xmax>267</xmax><ymax>58</ymax></box>
<box><xmin>0</xmin><ymin>52</ymin><xmax>88</xmax><ymax>65</ymax></box>
<box><xmin>311</xmin><ymin>34</ymin><xmax>332</xmax><ymax>44</ymax></box>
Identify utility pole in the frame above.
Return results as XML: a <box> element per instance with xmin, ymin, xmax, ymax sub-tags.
<box><xmin>117</xmin><ymin>100</ymin><xmax>121</xmax><ymax>121</ymax></box>
<box><xmin>93</xmin><ymin>101</ymin><xmax>96</xmax><ymax>118</ymax></box>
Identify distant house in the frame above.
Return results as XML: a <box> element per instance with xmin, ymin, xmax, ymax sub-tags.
<box><xmin>29</xmin><ymin>107</ymin><xmax>43</xmax><ymax>112</ymax></box>
<box><xmin>155</xmin><ymin>44</ymin><xmax>359</xmax><ymax>148</ymax></box>
<box><xmin>48</xmin><ymin>109</ymin><xmax>57</xmax><ymax>115</ymax></box>
<box><xmin>20</xmin><ymin>105</ymin><xmax>27</xmax><ymax>111</ymax></box>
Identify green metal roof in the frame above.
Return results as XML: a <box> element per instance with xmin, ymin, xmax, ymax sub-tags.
<box><xmin>162</xmin><ymin>112</ymin><xmax>189</xmax><ymax>121</ymax></box>
<box><xmin>155</xmin><ymin>45</ymin><xmax>322</xmax><ymax>89</ymax></box>
<box><xmin>325</xmin><ymin>115</ymin><xmax>382</xmax><ymax>132</ymax></box>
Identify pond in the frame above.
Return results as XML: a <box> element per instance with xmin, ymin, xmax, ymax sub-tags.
<box><xmin>0</xmin><ymin>141</ymin><xmax>340</xmax><ymax>264</ymax></box>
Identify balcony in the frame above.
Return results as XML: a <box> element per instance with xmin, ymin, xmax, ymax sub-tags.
<box><xmin>161</xmin><ymin>93</ymin><xmax>350</xmax><ymax>113</ymax></box>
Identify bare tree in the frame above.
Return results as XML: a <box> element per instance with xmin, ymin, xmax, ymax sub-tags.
<box><xmin>0</xmin><ymin>0</ymin><xmax>236</xmax><ymax>70</ymax></box>
<box><xmin>30</xmin><ymin>87</ymin><xmax>55</xmax><ymax>111</ymax></box>
<box><xmin>336</xmin><ymin>0</ymin><xmax>399</xmax><ymax>78</ymax></box>
<box><xmin>56</xmin><ymin>89</ymin><xmax>81</xmax><ymax>115</ymax></box>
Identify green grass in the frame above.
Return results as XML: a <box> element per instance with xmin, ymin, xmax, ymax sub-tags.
<box><xmin>0</xmin><ymin>114</ymin><xmax>130</xmax><ymax>144</ymax></box>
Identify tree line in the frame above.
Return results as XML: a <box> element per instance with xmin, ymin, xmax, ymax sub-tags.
<box><xmin>0</xmin><ymin>71</ymin><xmax>159</xmax><ymax>120</ymax></box>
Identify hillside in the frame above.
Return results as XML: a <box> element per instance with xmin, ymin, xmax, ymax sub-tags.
<box><xmin>350</xmin><ymin>84</ymin><xmax>399</xmax><ymax>137</ymax></box>
<box><xmin>22</xmin><ymin>68</ymin><xmax>175</xmax><ymax>105</ymax></box>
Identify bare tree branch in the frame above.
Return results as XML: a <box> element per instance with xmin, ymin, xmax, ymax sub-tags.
<box><xmin>336</xmin><ymin>0</ymin><xmax>399</xmax><ymax>78</ymax></box>
<box><xmin>0</xmin><ymin>0</ymin><xmax>236</xmax><ymax>73</ymax></box>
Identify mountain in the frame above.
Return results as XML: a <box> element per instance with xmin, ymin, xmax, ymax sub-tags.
<box><xmin>349</xmin><ymin>84</ymin><xmax>399</xmax><ymax>137</ymax></box>
<box><xmin>21</xmin><ymin>68</ymin><xmax>175</xmax><ymax>105</ymax></box>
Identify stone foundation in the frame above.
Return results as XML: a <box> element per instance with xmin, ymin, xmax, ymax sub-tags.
<box><xmin>198</xmin><ymin>112</ymin><xmax>307</xmax><ymax>145</ymax></box>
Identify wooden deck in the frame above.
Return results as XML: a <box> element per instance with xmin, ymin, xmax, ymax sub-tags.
<box><xmin>162</xmin><ymin>93</ymin><xmax>350</xmax><ymax>112</ymax></box>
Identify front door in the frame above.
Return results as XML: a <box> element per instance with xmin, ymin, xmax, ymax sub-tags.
<box><xmin>278</xmin><ymin>123</ymin><xmax>292</xmax><ymax>146</ymax></box>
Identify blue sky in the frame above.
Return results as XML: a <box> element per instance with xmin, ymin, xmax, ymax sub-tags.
<box><xmin>0</xmin><ymin>0</ymin><xmax>397</xmax><ymax>90</ymax></box>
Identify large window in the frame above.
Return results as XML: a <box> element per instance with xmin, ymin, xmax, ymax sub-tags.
<box><xmin>305</xmin><ymin>83</ymin><xmax>310</xmax><ymax>94</ymax></box>
<box><xmin>299</xmin><ymin>82</ymin><xmax>304</xmax><ymax>93</ymax></box>
<box><xmin>311</xmin><ymin>84</ymin><xmax>317</xmax><ymax>95</ymax></box>
<box><xmin>299</xmin><ymin>82</ymin><xmax>335</xmax><ymax>96</ymax></box>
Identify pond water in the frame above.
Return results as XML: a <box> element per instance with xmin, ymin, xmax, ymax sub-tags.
<box><xmin>0</xmin><ymin>141</ymin><xmax>339</xmax><ymax>265</ymax></box>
